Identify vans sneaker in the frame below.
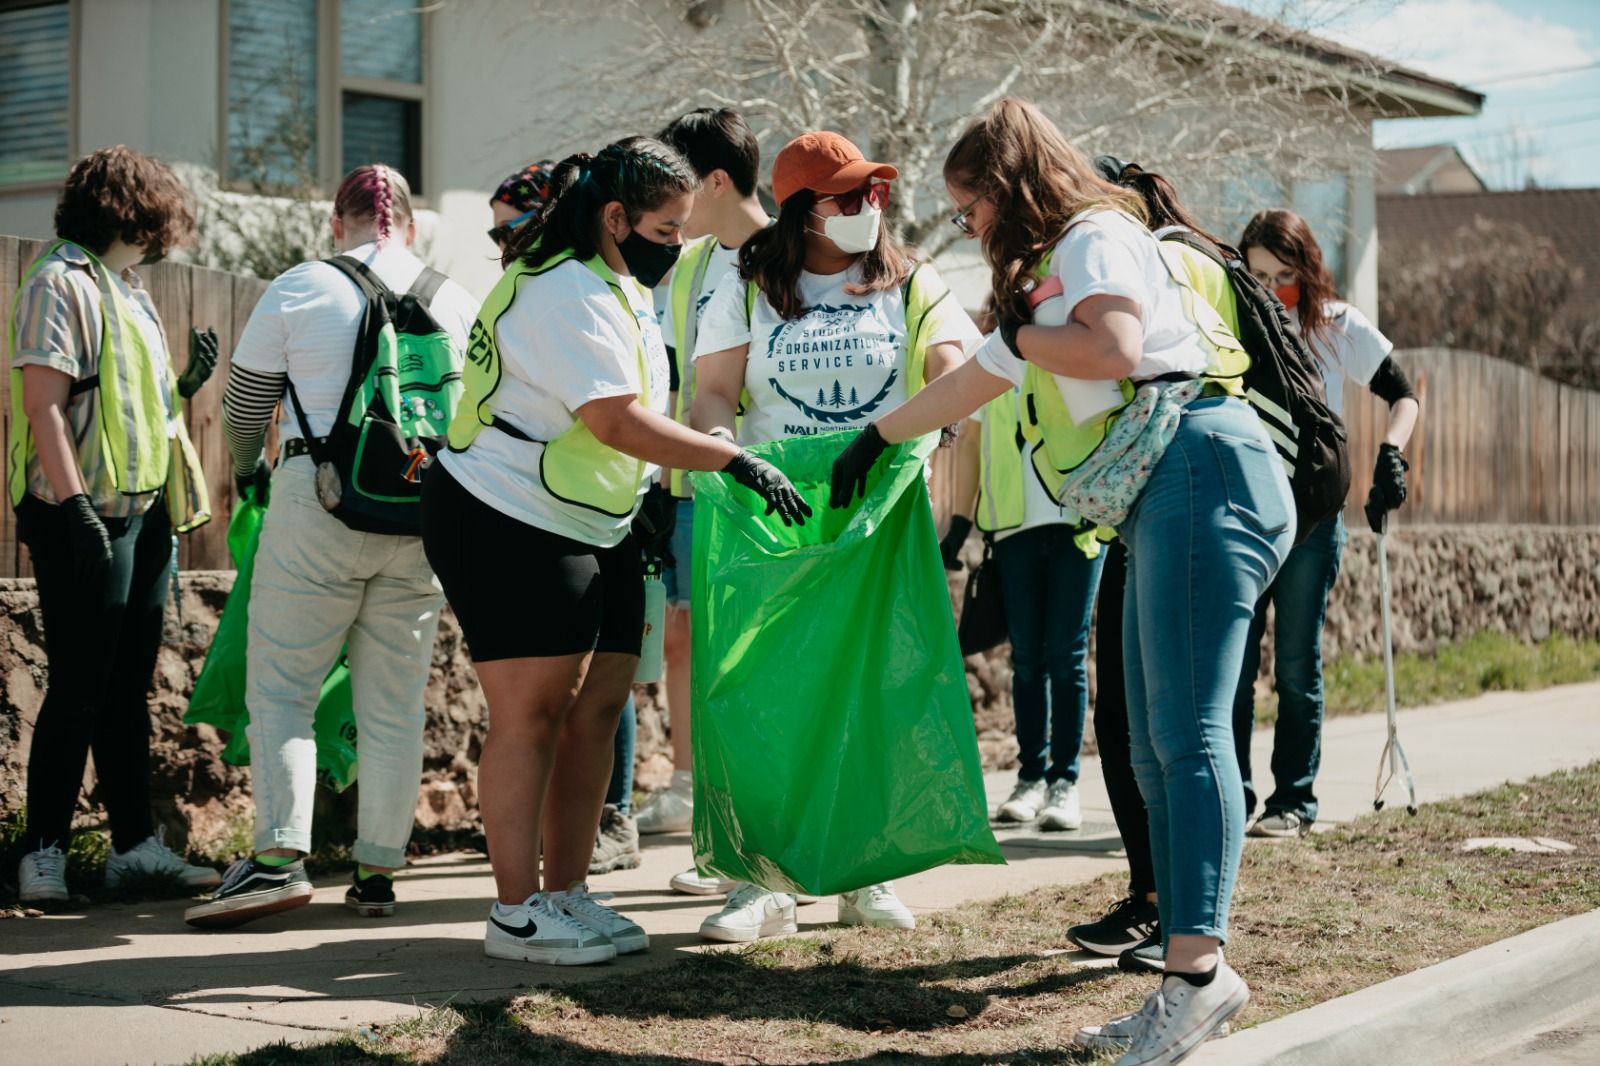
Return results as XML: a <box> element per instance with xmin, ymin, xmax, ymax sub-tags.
<box><xmin>635</xmin><ymin>770</ymin><xmax>693</xmax><ymax>835</ymax></box>
<box><xmin>1069</xmin><ymin>896</ymin><xmax>1160</xmax><ymax>956</ymax></box>
<box><xmin>1039</xmin><ymin>780</ymin><xmax>1083</xmax><ymax>831</ymax></box>
<box><xmin>551</xmin><ymin>881</ymin><xmax>648</xmax><ymax>954</ymax></box>
<box><xmin>670</xmin><ymin>868</ymin><xmax>737</xmax><ymax>895</ymax></box>
<box><xmin>1112</xmin><ymin>963</ymin><xmax>1248</xmax><ymax>1066</ymax></box>
<box><xmin>485</xmin><ymin>895</ymin><xmax>616</xmax><ymax>965</ymax></box>
<box><xmin>18</xmin><ymin>842</ymin><xmax>69</xmax><ymax>903</ymax></box>
<box><xmin>589</xmin><ymin>805</ymin><xmax>641</xmax><ymax>875</ymax></box>
<box><xmin>838</xmin><ymin>882</ymin><xmax>915</xmax><ymax>930</ymax></box>
<box><xmin>106</xmin><ymin>827</ymin><xmax>222</xmax><ymax>890</ymax></box>
<box><xmin>1075</xmin><ymin>997</ymin><xmax>1230</xmax><ymax>1052</ymax></box>
<box><xmin>183</xmin><ymin>858</ymin><xmax>313</xmax><ymax>929</ymax></box>
<box><xmin>1247</xmin><ymin>811</ymin><xmax>1311</xmax><ymax>838</ymax></box>
<box><xmin>344</xmin><ymin>870</ymin><xmax>396</xmax><ymax>917</ymax></box>
<box><xmin>699</xmin><ymin>883</ymin><xmax>797</xmax><ymax>943</ymax></box>
<box><xmin>997</xmin><ymin>778</ymin><xmax>1048</xmax><ymax>822</ymax></box>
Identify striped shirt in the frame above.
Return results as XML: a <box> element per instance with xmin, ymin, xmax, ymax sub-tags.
<box><xmin>9</xmin><ymin>243</ymin><xmax>172</xmax><ymax>517</ymax></box>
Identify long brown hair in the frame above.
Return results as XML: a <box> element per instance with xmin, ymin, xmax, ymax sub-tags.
<box><xmin>1113</xmin><ymin>163</ymin><xmax>1227</xmax><ymax>247</ymax></box>
<box><xmin>738</xmin><ymin>187</ymin><xmax>913</xmax><ymax>321</ymax></box>
<box><xmin>943</xmin><ymin>99</ymin><xmax>1146</xmax><ymax>324</ymax></box>
<box><xmin>1239</xmin><ymin>208</ymin><xmax>1338</xmax><ymax>349</ymax></box>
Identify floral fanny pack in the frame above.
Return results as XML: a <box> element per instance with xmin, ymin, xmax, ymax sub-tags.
<box><xmin>1059</xmin><ymin>378</ymin><xmax>1204</xmax><ymax>527</ymax></box>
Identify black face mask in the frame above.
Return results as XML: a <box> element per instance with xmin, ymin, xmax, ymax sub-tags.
<box><xmin>616</xmin><ymin>227</ymin><xmax>681</xmax><ymax>289</ymax></box>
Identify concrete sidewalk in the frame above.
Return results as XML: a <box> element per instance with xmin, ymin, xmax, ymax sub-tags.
<box><xmin>2</xmin><ymin>681</ymin><xmax>1597</xmax><ymax>1065</ymax></box>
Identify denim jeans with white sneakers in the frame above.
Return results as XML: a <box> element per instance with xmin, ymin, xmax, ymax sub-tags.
<box><xmin>245</xmin><ymin>456</ymin><xmax>443</xmax><ymax>868</ymax></box>
<box><xmin>1121</xmin><ymin>397</ymin><xmax>1294</xmax><ymax>943</ymax></box>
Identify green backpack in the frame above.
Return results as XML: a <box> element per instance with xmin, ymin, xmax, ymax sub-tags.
<box><xmin>287</xmin><ymin>255</ymin><xmax>463</xmax><ymax>535</ymax></box>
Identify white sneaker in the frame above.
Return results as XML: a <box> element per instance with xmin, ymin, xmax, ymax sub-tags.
<box><xmin>551</xmin><ymin>881</ymin><xmax>648</xmax><ymax>955</ymax></box>
<box><xmin>484</xmin><ymin>895</ymin><xmax>617</xmax><ymax>965</ymax></box>
<box><xmin>1247</xmin><ymin>811</ymin><xmax>1311</xmax><ymax>838</ymax></box>
<box><xmin>670</xmin><ymin>868</ymin><xmax>736</xmax><ymax>896</ymax></box>
<box><xmin>998</xmin><ymin>778</ymin><xmax>1048</xmax><ymax>822</ymax></box>
<box><xmin>18</xmin><ymin>842</ymin><xmax>68</xmax><ymax>903</ymax></box>
<box><xmin>1039</xmin><ymin>780</ymin><xmax>1083</xmax><ymax>831</ymax></box>
<box><xmin>699</xmin><ymin>883</ymin><xmax>797</xmax><ymax>943</ymax></box>
<box><xmin>837</xmin><ymin>882</ymin><xmax>915</xmax><ymax>929</ymax></box>
<box><xmin>635</xmin><ymin>770</ymin><xmax>692</xmax><ymax>834</ymax></box>
<box><xmin>1112</xmin><ymin>964</ymin><xmax>1248</xmax><ymax>1066</ymax></box>
<box><xmin>1075</xmin><ymin>1000</ymin><xmax>1230</xmax><ymax>1052</ymax></box>
<box><xmin>106</xmin><ymin>827</ymin><xmax>222</xmax><ymax>889</ymax></box>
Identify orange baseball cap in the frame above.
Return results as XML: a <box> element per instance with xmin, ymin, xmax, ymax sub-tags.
<box><xmin>771</xmin><ymin>131</ymin><xmax>898</xmax><ymax>207</ymax></box>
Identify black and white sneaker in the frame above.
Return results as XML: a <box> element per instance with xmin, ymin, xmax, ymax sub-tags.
<box><xmin>344</xmin><ymin>870</ymin><xmax>396</xmax><ymax>917</ymax></box>
<box><xmin>1070</xmin><ymin>896</ymin><xmax>1160</xmax><ymax>956</ymax></box>
<box><xmin>184</xmin><ymin>859</ymin><xmax>313</xmax><ymax>929</ymax></box>
<box><xmin>484</xmin><ymin>895</ymin><xmax>617</xmax><ymax>965</ymax></box>
<box><xmin>1118</xmin><ymin>931</ymin><xmax>1166</xmax><ymax>973</ymax></box>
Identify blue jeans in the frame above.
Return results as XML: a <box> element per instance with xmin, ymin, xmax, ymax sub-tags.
<box><xmin>660</xmin><ymin>498</ymin><xmax>695</xmax><ymax>609</ymax></box>
<box><xmin>606</xmin><ymin>693</ymin><xmax>636</xmax><ymax>813</ymax></box>
<box><xmin>1122</xmin><ymin>397</ymin><xmax>1293</xmax><ymax>943</ymax></box>
<box><xmin>1232</xmin><ymin>514</ymin><xmax>1346</xmax><ymax>823</ymax></box>
<box><xmin>993</xmin><ymin>524</ymin><xmax>1105</xmax><ymax>785</ymax></box>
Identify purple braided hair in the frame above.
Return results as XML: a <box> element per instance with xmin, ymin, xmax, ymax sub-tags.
<box><xmin>333</xmin><ymin>164</ymin><xmax>413</xmax><ymax>247</ymax></box>
<box><xmin>369</xmin><ymin>163</ymin><xmax>393</xmax><ymax>245</ymax></box>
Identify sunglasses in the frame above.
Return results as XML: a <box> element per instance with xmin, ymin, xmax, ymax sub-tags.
<box><xmin>815</xmin><ymin>181</ymin><xmax>891</xmax><ymax>216</ymax></box>
<box><xmin>950</xmin><ymin>193</ymin><xmax>984</xmax><ymax>237</ymax></box>
<box><xmin>487</xmin><ymin>207</ymin><xmax>538</xmax><ymax>246</ymax></box>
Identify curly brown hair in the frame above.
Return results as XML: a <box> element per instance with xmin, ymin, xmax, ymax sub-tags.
<box><xmin>943</xmin><ymin>99</ymin><xmax>1146</xmax><ymax>325</ymax></box>
<box><xmin>54</xmin><ymin>146</ymin><xmax>196</xmax><ymax>257</ymax></box>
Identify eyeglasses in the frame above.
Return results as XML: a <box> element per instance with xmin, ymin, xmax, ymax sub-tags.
<box><xmin>815</xmin><ymin>181</ymin><xmax>891</xmax><ymax>217</ymax></box>
<box><xmin>950</xmin><ymin>193</ymin><xmax>984</xmax><ymax>237</ymax></box>
<box><xmin>487</xmin><ymin>207</ymin><xmax>538</xmax><ymax>246</ymax></box>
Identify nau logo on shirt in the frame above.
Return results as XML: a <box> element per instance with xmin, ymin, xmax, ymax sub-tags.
<box><xmin>761</xmin><ymin>302</ymin><xmax>901</xmax><ymax>424</ymax></box>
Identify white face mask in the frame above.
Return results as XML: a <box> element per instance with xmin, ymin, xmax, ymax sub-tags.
<box><xmin>810</xmin><ymin>204</ymin><xmax>881</xmax><ymax>255</ymax></box>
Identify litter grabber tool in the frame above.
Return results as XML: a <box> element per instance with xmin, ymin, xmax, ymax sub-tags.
<box><xmin>1366</xmin><ymin>485</ymin><xmax>1417</xmax><ymax>816</ymax></box>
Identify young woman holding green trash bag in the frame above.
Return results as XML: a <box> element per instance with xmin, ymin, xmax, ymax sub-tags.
<box><xmin>11</xmin><ymin>145</ymin><xmax>219</xmax><ymax>904</ymax></box>
<box><xmin>831</xmin><ymin>99</ymin><xmax>1295</xmax><ymax>1066</ymax></box>
<box><xmin>421</xmin><ymin>137</ymin><xmax>810</xmax><ymax>967</ymax></box>
<box><xmin>690</xmin><ymin>130</ymin><xmax>982</xmax><ymax>943</ymax></box>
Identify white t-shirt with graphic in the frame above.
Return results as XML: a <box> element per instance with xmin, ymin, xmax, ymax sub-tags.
<box><xmin>693</xmin><ymin>261</ymin><xmax>981</xmax><ymax>446</ymax></box>
<box><xmin>1296</xmin><ymin>301</ymin><xmax>1392</xmax><ymax>420</ymax></box>
<box><xmin>439</xmin><ymin>258</ymin><xmax>671</xmax><ymax>547</ymax></box>
<box><xmin>973</xmin><ymin>208</ymin><xmax>1211</xmax><ymax>392</ymax></box>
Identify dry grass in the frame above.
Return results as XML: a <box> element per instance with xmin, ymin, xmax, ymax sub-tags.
<box><xmin>182</xmin><ymin>763</ymin><xmax>1600</xmax><ymax>1066</ymax></box>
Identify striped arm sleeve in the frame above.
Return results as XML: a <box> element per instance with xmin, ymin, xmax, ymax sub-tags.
<box><xmin>221</xmin><ymin>364</ymin><xmax>287</xmax><ymax>479</ymax></box>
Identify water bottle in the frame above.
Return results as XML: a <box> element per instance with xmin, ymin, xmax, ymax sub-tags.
<box><xmin>635</xmin><ymin>563</ymin><xmax>666</xmax><ymax>683</ymax></box>
<box><xmin>1030</xmin><ymin>275</ymin><xmax>1126</xmax><ymax>426</ymax></box>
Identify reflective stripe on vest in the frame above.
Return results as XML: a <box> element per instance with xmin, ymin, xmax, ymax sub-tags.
<box><xmin>8</xmin><ymin>240</ymin><xmax>210</xmax><ymax>531</ymax></box>
<box><xmin>668</xmin><ymin>235</ymin><xmax>719</xmax><ymax>496</ymax></box>
<box><xmin>975</xmin><ymin>390</ymin><xmax>1024</xmax><ymax>534</ymax></box>
<box><xmin>447</xmin><ymin>248</ymin><xmax>652</xmax><ymax>517</ymax></box>
<box><xmin>1020</xmin><ymin>234</ymin><xmax>1249</xmax><ymax>502</ymax></box>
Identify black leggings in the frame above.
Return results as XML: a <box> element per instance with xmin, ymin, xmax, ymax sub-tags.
<box><xmin>1093</xmin><ymin>539</ymin><xmax>1156</xmax><ymax>900</ymax></box>
<box><xmin>17</xmin><ymin>494</ymin><xmax>171</xmax><ymax>853</ymax></box>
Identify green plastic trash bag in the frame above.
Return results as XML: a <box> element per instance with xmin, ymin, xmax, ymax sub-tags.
<box><xmin>689</xmin><ymin>431</ymin><xmax>1004</xmax><ymax>896</ymax></box>
<box><xmin>185</xmin><ymin>490</ymin><xmax>359</xmax><ymax>792</ymax></box>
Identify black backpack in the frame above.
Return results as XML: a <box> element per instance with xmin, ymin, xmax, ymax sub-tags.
<box><xmin>1163</xmin><ymin>231</ymin><xmax>1351</xmax><ymax>544</ymax></box>
<box><xmin>286</xmin><ymin>256</ymin><xmax>464</xmax><ymax>536</ymax></box>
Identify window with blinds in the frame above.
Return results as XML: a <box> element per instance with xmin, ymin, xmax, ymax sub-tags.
<box><xmin>0</xmin><ymin>2</ymin><xmax>71</xmax><ymax>186</ymax></box>
<box><xmin>226</xmin><ymin>0</ymin><xmax>424</xmax><ymax>194</ymax></box>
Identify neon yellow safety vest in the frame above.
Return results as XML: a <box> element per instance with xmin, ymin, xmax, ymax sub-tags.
<box><xmin>666</xmin><ymin>235</ymin><xmax>719</xmax><ymax>496</ymax></box>
<box><xmin>975</xmin><ymin>389</ymin><xmax>1110</xmax><ymax>558</ymax></box>
<box><xmin>1020</xmin><ymin>236</ymin><xmax>1249</xmax><ymax>501</ymax></box>
<box><xmin>447</xmin><ymin>248</ymin><xmax>655</xmax><ymax>518</ymax></box>
<box><xmin>7</xmin><ymin>240</ymin><xmax>211</xmax><ymax>532</ymax></box>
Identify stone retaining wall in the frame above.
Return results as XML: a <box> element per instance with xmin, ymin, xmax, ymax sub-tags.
<box><xmin>1</xmin><ymin>525</ymin><xmax>1595</xmax><ymax>855</ymax></box>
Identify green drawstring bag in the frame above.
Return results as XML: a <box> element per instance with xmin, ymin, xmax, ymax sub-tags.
<box><xmin>689</xmin><ymin>432</ymin><xmax>1003</xmax><ymax>896</ymax></box>
<box><xmin>185</xmin><ymin>489</ymin><xmax>359</xmax><ymax>791</ymax></box>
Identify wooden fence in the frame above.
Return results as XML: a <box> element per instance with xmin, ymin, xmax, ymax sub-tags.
<box><xmin>2</xmin><ymin>236</ymin><xmax>1596</xmax><ymax>578</ymax></box>
<box><xmin>0</xmin><ymin>235</ymin><xmax>269</xmax><ymax>577</ymax></box>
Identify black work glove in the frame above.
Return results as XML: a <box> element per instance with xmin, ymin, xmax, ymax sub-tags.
<box><xmin>1372</xmin><ymin>443</ymin><xmax>1408</xmax><ymax>510</ymax></box>
<box><xmin>940</xmin><ymin>515</ymin><xmax>972</xmax><ymax>570</ymax></box>
<box><xmin>722</xmin><ymin>450</ymin><xmax>812</xmax><ymax>527</ymax></box>
<box><xmin>235</xmin><ymin>461</ymin><xmax>271</xmax><ymax>507</ymax></box>
<box><xmin>1364</xmin><ymin>484</ymin><xmax>1388</xmax><ymax>535</ymax></box>
<box><xmin>631</xmin><ymin>482</ymin><xmax>678</xmax><ymax>567</ymax></box>
<box><xmin>829</xmin><ymin>422</ymin><xmax>891</xmax><ymax>508</ymax></box>
<box><xmin>177</xmin><ymin>327</ymin><xmax>219</xmax><ymax>399</ymax></box>
<box><xmin>61</xmin><ymin>493</ymin><xmax>113</xmax><ymax>583</ymax></box>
